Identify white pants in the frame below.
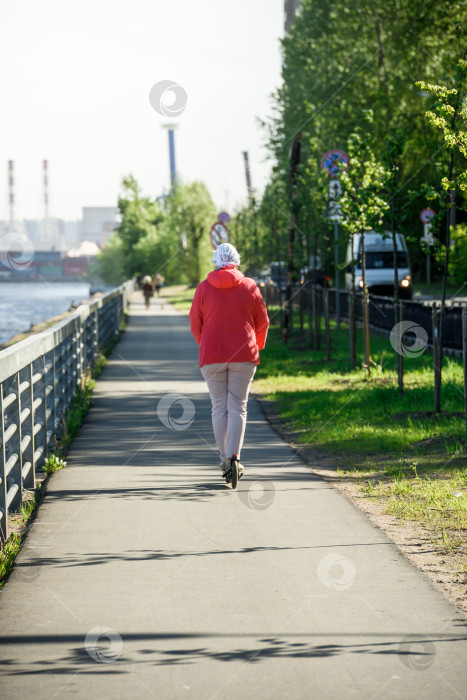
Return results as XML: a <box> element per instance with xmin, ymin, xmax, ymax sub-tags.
<box><xmin>200</xmin><ymin>362</ymin><xmax>257</xmax><ymax>462</ymax></box>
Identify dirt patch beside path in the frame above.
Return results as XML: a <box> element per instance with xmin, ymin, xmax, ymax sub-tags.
<box><xmin>252</xmin><ymin>391</ymin><xmax>467</xmax><ymax>617</ymax></box>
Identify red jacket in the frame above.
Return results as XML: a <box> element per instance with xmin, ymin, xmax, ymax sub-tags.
<box><xmin>189</xmin><ymin>267</ymin><xmax>270</xmax><ymax>367</ymax></box>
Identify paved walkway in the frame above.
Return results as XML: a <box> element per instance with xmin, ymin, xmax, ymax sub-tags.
<box><xmin>0</xmin><ymin>294</ymin><xmax>466</xmax><ymax>699</ymax></box>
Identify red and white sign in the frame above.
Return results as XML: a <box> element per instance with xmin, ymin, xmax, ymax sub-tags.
<box><xmin>210</xmin><ymin>222</ymin><xmax>230</xmax><ymax>250</ymax></box>
<box><xmin>420</xmin><ymin>208</ymin><xmax>435</xmax><ymax>224</ymax></box>
<box><xmin>321</xmin><ymin>149</ymin><xmax>349</xmax><ymax>178</ymax></box>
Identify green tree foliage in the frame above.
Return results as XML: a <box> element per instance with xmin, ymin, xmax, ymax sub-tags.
<box><xmin>260</xmin><ymin>0</ymin><xmax>467</xmax><ymax>285</ymax></box>
<box><xmin>165</xmin><ymin>181</ymin><xmax>217</xmax><ymax>286</ymax></box>
<box><xmin>97</xmin><ymin>177</ymin><xmax>217</xmax><ymax>286</ymax></box>
<box><xmin>417</xmin><ymin>59</ymin><xmax>467</xmax><ymax>194</ymax></box>
<box><xmin>115</xmin><ymin>175</ymin><xmax>165</xmax><ymax>278</ymax></box>
<box><xmin>416</xmin><ymin>58</ymin><xmax>467</xmax><ymax>318</ymax></box>
<box><xmin>448</xmin><ymin>224</ymin><xmax>467</xmax><ymax>287</ymax></box>
<box><xmin>92</xmin><ymin>234</ymin><xmax>127</xmax><ymax>286</ymax></box>
<box><xmin>340</xmin><ymin>119</ymin><xmax>390</xmax><ymax>372</ymax></box>
<box><xmin>340</xmin><ymin>124</ymin><xmax>389</xmax><ymax>241</ymax></box>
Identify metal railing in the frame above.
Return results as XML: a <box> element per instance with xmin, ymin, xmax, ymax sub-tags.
<box><xmin>0</xmin><ymin>281</ymin><xmax>134</xmax><ymax>542</ymax></box>
<box><xmin>262</xmin><ymin>284</ymin><xmax>466</xmax><ymax>356</ymax></box>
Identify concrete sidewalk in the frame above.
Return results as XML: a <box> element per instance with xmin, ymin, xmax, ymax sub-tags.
<box><xmin>0</xmin><ymin>293</ymin><xmax>466</xmax><ymax>700</ymax></box>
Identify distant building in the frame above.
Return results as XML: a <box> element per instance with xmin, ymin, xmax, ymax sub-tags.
<box><xmin>284</xmin><ymin>0</ymin><xmax>301</xmax><ymax>34</ymax></box>
<box><xmin>23</xmin><ymin>218</ymin><xmax>76</xmax><ymax>252</ymax></box>
<box><xmin>63</xmin><ymin>220</ymin><xmax>82</xmax><ymax>249</ymax></box>
<box><xmin>82</xmin><ymin>207</ymin><xmax>118</xmax><ymax>247</ymax></box>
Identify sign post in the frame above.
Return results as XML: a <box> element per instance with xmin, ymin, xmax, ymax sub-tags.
<box><xmin>321</xmin><ymin>150</ymin><xmax>349</xmax><ymax>330</ymax></box>
<box><xmin>420</xmin><ymin>208</ymin><xmax>435</xmax><ymax>285</ymax></box>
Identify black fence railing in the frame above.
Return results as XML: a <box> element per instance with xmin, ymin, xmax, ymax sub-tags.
<box><xmin>262</xmin><ymin>284</ymin><xmax>466</xmax><ymax>356</ymax></box>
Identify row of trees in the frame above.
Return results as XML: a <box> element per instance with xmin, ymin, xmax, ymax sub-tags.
<box><xmin>232</xmin><ymin>0</ymin><xmax>467</xmax><ymax>289</ymax></box>
<box><xmin>91</xmin><ymin>176</ymin><xmax>217</xmax><ymax>288</ymax></box>
<box><xmin>226</xmin><ymin>0</ymin><xmax>467</xmax><ymax>409</ymax></box>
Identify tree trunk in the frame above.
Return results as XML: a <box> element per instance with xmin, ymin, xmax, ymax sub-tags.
<box><xmin>349</xmin><ymin>236</ymin><xmax>357</xmax><ymax>367</ymax></box>
<box><xmin>398</xmin><ymin>300</ymin><xmax>404</xmax><ymax>393</ymax></box>
<box><xmin>439</xmin><ymin>186</ymin><xmax>455</xmax><ymax>371</ymax></box>
<box><xmin>308</xmin><ymin>289</ymin><xmax>314</xmax><ymax>348</ymax></box>
<box><xmin>350</xmin><ymin>292</ymin><xmax>357</xmax><ymax>368</ymax></box>
<box><xmin>283</xmin><ymin>134</ymin><xmax>302</xmax><ymax>344</ymax></box>
<box><xmin>324</xmin><ymin>287</ymin><xmax>330</xmax><ymax>360</ymax></box>
<box><xmin>463</xmin><ymin>308</ymin><xmax>467</xmax><ymax>436</ymax></box>
<box><xmin>433</xmin><ymin>304</ymin><xmax>441</xmax><ymax>413</ymax></box>
<box><xmin>361</xmin><ymin>229</ymin><xmax>371</xmax><ymax>374</ymax></box>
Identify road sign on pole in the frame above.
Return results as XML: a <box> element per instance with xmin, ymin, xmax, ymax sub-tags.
<box><xmin>218</xmin><ymin>211</ymin><xmax>230</xmax><ymax>224</ymax></box>
<box><xmin>420</xmin><ymin>208</ymin><xmax>435</xmax><ymax>224</ymax></box>
<box><xmin>210</xmin><ymin>222</ymin><xmax>230</xmax><ymax>250</ymax></box>
<box><xmin>321</xmin><ymin>149</ymin><xmax>349</xmax><ymax>178</ymax></box>
<box><xmin>328</xmin><ymin>179</ymin><xmax>343</xmax><ymax>222</ymax></box>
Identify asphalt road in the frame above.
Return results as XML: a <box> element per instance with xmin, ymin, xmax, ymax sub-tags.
<box><xmin>0</xmin><ymin>293</ymin><xmax>466</xmax><ymax>699</ymax></box>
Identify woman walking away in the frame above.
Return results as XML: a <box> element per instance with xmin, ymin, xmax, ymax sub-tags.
<box><xmin>153</xmin><ymin>273</ymin><xmax>165</xmax><ymax>296</ymax></box>
<box><xmin>189</xmin><ymin>243</ymin><xmax>269</xmax><ymax>487</ymax></box>
<box><xmin>142</xmin><ymin>275</ymin><xmax>153</xmax><ymax>310</ymax></box>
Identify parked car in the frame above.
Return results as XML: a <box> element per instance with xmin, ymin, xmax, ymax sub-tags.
<box><xmin>256</xmin><ymin>262</ymin><xmax>288</xmax><ymax>291</ymax></box>
<box><xmin>301</xmin><ymin>260</ymin><xmax>329</xmax><ymax>287</ymax></box>
<box><xmin>345</xmin><ymin>231</ymin><xmax>413</xmax><ymax>299</ymax></box>
<box><xmin>259</xmin><ymin>258</ymin><xmax>329</xmax><ymax>291</ymax></box>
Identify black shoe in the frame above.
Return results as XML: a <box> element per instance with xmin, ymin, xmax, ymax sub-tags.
<box><xmin>230</xmin><ymin>454</ymin><xmax>239</xmax><ymax>490</ymax></box>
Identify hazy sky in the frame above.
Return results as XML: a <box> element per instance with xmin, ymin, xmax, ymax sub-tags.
<box><xmin>0</xmin><ymin>0</ymin><xmax>284</xmax><ymax>222</ymax></box>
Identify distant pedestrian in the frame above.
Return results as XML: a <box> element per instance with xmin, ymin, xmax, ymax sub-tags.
<box><xmin>142</xmin><ymin>275</ymin><xmax>153</xmax><ymax>310</ymax></box>
<box><xmin>189</xmin><ymin>243</ymin><xmax>269</xmax><ymax>483</ymax></box>
<box><xmin>153</xmin><ymin>273</ymin><xmax>165</xmax><ymax>296</ymax></box>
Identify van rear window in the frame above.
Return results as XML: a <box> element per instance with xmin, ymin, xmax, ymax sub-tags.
<box><xmin>357</xmin><ymin>251</ymin><xmax>408</xmax><ymax>269</ymax></box>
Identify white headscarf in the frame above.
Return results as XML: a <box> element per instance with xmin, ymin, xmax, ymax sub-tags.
<box><xmin>212</xmin><ymin>243</ymin><xmax>240</xmax><ymax>269</ymax></box>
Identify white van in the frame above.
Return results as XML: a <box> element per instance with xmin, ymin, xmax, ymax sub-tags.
<box><xmin>345</xmin><ymin>231</ymin><xmax>413</xmax><ymax>299</ymax></box>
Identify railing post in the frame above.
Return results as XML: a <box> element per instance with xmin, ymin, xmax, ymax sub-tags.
<box><xmin>349</xmin><ymin>291</ymin><xmax>356</xmax><ymax>368</ymax></box>
<box><xmin>299</xmin><ymin>287</ymin><xmax>304</xmax><ymax>337</ymax></box>
<box><xmin>462</xmin><ymin>308</ymin><xmax>467</xmax><ymax>436</ymax></box>
<box><xmin>398</xmin><ymin>300</ymin><xmax>404</xmax><ymax>393</ymax></box>
<box><xmin>0</xmin><ymin>383</ymin><xmax>8</xmax><ymax>543</ymax></box>
<box><xmin>307</xmin><ymin>289</ymin><xmax>314</xmax><ymax>349</ymax></box>
<box><xmin>315</xmin><ymin>286</ymin><xmax>321</xmax><ymax>351</ymax></box>
<box><xmin>42</xmin><ymin>354</ymin><xmax>49</xmax><ymax>462</ymax></box>
<box><xmin>3</xmin><ymin>374</ymin><xmax>22</xmax><ymax>516</ymax></box>
<box><xmin>433</xmin><ymin>303</ymin><xmax>441</xmax><ymax>413</ymax></box>
<box><xmin>23</xmin><ymin>364</ymin><xmax>36</xmax><ymax>491</ymax></box>
<box><xmin>54</xmin><ymin>345</ymin><xmax>63</xmax><ymax>441</ymax></box>
<box><xmin>93</xmin><ymin>308</ymin><xmax>99</xmax><ymax>367</ymax></box>
<box><xmin>324</xmin><ymin>287</ymin><xmax>331</xmax><ymax>361</ymax></box>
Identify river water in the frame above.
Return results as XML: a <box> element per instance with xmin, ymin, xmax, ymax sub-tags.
<box><xmin>0</xmin><ymin>281</ymin><xmax>91</xmax><ymax>346</ymax></box>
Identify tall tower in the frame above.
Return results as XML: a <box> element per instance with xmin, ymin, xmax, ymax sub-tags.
<box><xmin>40</xmin><ymin>159</ymin><xmax>59</xmax><ymax>249</ymax></box>
<box><xmin>43</xmin><ymin>159</ymin><xmax>49</xmax><ymax>221</ymax></box>
<box><xmin>8</xmin><ymin>160</ymin><xmax>14</xmax><ymax>227</ymax></box>
<box><xmin>284</xmin><ymin>0</ymin><xmax>301</xmax><ymax>34</ymax></box>
<box><xmin>162</xmin><ymin>124</ymin><xmax>178</xmax><ymax>188</ymax></box>
<box><xmin>242</xmin><ymin>151</ymin><xmax>254</xmax><ymax>204</ymax></box>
